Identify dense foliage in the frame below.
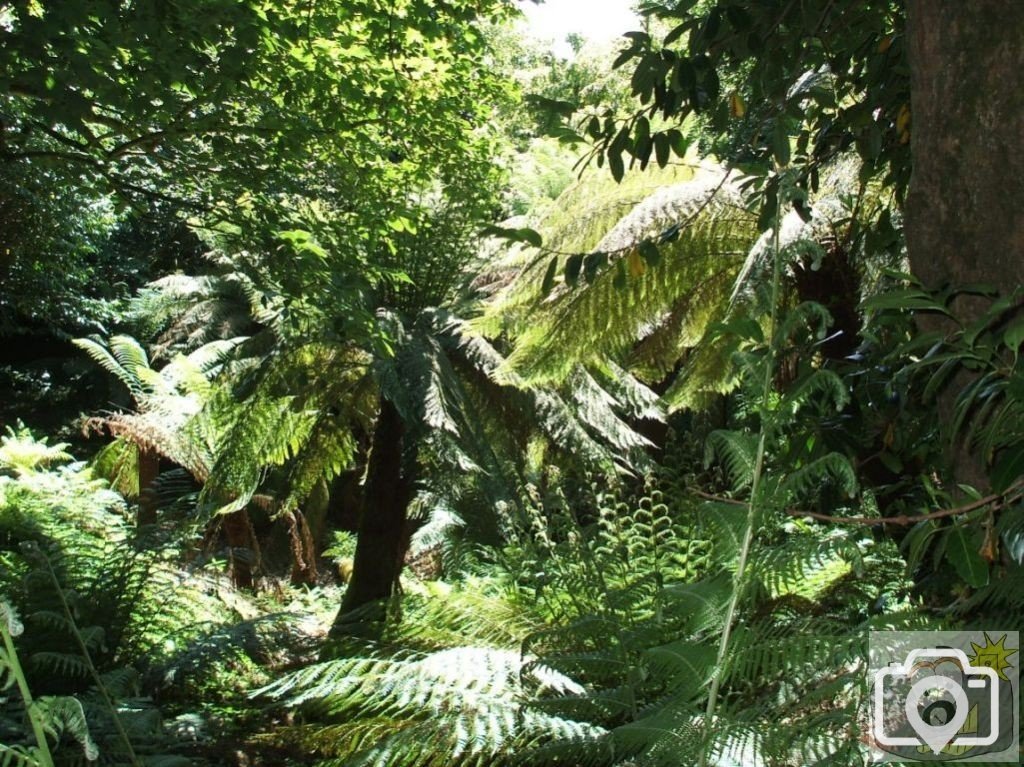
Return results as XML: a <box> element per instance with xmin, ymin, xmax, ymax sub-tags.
<box><xmin>0</xmin><ymin>1</ymin><xmax>1021</xmax><ymax>766</ymax></box>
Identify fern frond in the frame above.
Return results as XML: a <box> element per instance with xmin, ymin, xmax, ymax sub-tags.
<box><xmin>35</xmin><ymin>696</ymin><xmax>98</xmax><ymax>762</ymax></box>
<box><xmin>74</xmin><ymin>336</ymin><xmax>147</xmax><ymax>396</ymax></box>
<box><xmin>0</xmin><ymin>745</ymin><xmax>45</xmax><ymax>767</ymax></box>
<box><xmin>257</xmin><ymin>646</ymin><xmax>602</xmax><ymax>767</ymax></box>
<box><xmin>782</xmin><ymin>368</ymin><xmax>850</xmax><ymax>415</ymax></box>
<box><xmin>497</xmin><ymin>175</ymin><xmax>755</xmax><ymax>386</ymax></box>
<box><xmin>704</xmin><ymin>430</ymin><xmax>757</xmax><ymax>492</ymax></box>
<box><xmin>779</xmin><ymin>453</ymin><xmax>859</xmax><ymax>504</ymax></box>
<box><xmin>0</xmin><ymin>428</ymin><xmax>71</xmax><ymax>475</ymax></box>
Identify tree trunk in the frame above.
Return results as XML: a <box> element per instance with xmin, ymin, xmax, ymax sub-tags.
<box><xmin>904</xmin><ymin>1</ymin><xmax>1024</xmax><ymax>294</ymax></box>
<box><xmin>328</xmin><ymin>398</ymin><xmax>415</xmax><ymax>639</ymax></box>
<box><xmin>287</xmin><ymin>510</ymin><xmax>319</xmax><ymax>586</ymax></box>
<box><xmin>222</xmin><ymin>508</ymin><xmax>259</xmax><ymax>590</ymax></box>
<box><xmin>904</xmin><ymin>0</ymin><xmax>1024</xmax><ymax>487</ymax></box>
<box><xmin>137</xmin><ymin>447</ymin><xmax>160</xmax><ymax>526</ymax></box>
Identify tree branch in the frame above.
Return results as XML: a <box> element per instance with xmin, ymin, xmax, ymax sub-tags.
<box><xmin>691</xmin><ymin>479</ymin><xmax>1024</xmax><ymax>526</ymax></box>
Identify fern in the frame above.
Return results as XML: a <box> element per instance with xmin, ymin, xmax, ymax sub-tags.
<box><xmin>0</xmin><ymin>600</ymin><xmax>57</xmax><ymax>767</ymax></box>
<box><xmin>0</xmin><ymin>428</ymin><xmax>71</xmax><ymax>477</ymax></box>
<box><xmin>257</xmin><ymin>646</ymin><xmax>601</xmax><ymax>767</ymax></box>
<box><xmin>483</xmin><ymin>172</ymin><xmax>756</xmax><ymax>387</ymax></box>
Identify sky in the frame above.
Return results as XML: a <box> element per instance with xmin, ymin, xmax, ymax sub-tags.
<box><xmin>517</xmin><ymin>0</ymin><xmax>638</xmax><ymax>58</ymax></box>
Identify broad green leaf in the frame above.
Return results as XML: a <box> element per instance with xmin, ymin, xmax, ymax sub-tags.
<box><xmin>638</xmin><ymin>239</ymin><xmax>661</xmax><ymax>266</ymax></box>
<box><xmin>654</xmin><ymin>132</ymin><xmax>671</xmax><ymax>167</ymax></box>
<box><xmin>565</xmin><ymin>253</ymin><xmax>584</xmax><ymax>286</ymax></box>
<box><xmin>480</xmin><ymin>225</ymin><xmax>542</xmax><ymax>248</ymax></box>
<box><xmin>945</xmin><ymin>526</ymin><xmax>989</xmax><ymax>588</ymax></box>
<box><xmin>608</xmin><ymin>150</ymin><xmax>625</xmax><ymax>182</ymax></box>
<box><xmin>861</xmin><ymin>289</ymin><xmax>949</xmax><ymax>314</ymax></box>
<box><xmin>1004</xmin><ymin>317</ymin><xmax>1024</xmax><ymax>355</ymax></box>
<box><xmin>541</xmin><ymin>256</ymin><xmax>559</xmax><ymax>296</ymax></box>
<box><xmin>992</xmin><ymin>445</ymin><xmax>1024</xmax><ymax>493</ymax></box>
<box><xmin>771</xmin><ymin>121</ymin><xmax>790</xmax><ymax>166</ymax></box>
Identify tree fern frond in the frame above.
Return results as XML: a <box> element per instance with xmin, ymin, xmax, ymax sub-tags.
<box><xmin>497</xmin><ymin>176</ymin><xmax>755</xmax><ymax>386</ymax></box>
<box><xmin>661</xmin><ymin>331</ymin><xmax>742</xmax><ymax>411</ymax></box>
<box><xmin>29</xmin><ymin>652</ymin><xmax>91</xmax><ymax>679</ymax></box>
<box><xmin>73</xmin><ymin>336</ymin><xmax>149</xmax><ymax>396</ymax></box>
<box><xmin>456</xmin><ymin>330</ymin><xmax>636</xmax><ymax>474</ymax></box>
<box><xmin>644</xmin><ymin>638</ymin><xmax>718</xmax><ymax>702</ymax></box>
<box><xmin>592</xmin><ymin>362</ymin><xmax>664</xmax><ymax>422</ymax></box>
<box><xmin>35</xmin><ymin>695</ymin><xmax>99</xmax><ymax>762</ymax></box>
<box><xmin>774</xmin><ymin>300</ymin><xmax>835</xmax><ymax>348</ymax></box>
<box><xmin>567</xmin><ymin>369</ymin><xmax>655</xmax><ymax>453</ymax></box>
<box><xmin>257</xmin><ymin>646</ymin><xmax>601</xmax><ymax>767</ymax></box>
<box><xmin>779</xmin><ymin>453</ymin><xmax>859</xmax><ymax>504</ymax></box>
<box><xmin>629</xmin><ymin>268</ymin><xmax>739</xmax><ymax>382</ymax></box>
<box><xmin>394</xmin><ymin>584</ymin><xmax>543</xmax><ymax>650</ymax></box>
<box><xmin>782</xmin><ymin>368</ymin><xmax>850</xmax><ymax>415</ymax></box>
<box><xmin>730</xmin><ymin>204</ymin><xmax>841</xmax><ymax>308</ymax></box>
<box><xmin>704</xmin><ymin>430</ymin><xmax>757</xmax><ymax>492</ymax></box>
<box><xmin>473</xmin><ymin>162</ymin><xmax>705</xmax><ymax>337</ymax></box>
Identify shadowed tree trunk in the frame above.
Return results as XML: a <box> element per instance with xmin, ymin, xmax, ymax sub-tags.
<box><xmin>137</xmin><ymin>447</ymin><xmax>160</xmax><ymax>526</ymax></box>
<box><xmin>904</xmin><ymin>0</ymin><xmax>1024</xmax><ymax>488</ymax></box>
<box><xmin>222</xmin><ymin>508</ymin><xmax>259</xmax><ymax>590</ymax></box>
<box><xmin>329</xmin><ymin>398</ymin><xmax>416</xmax><ymax>639</ymax></box>
<box><xmin>288</xmin><ymin>510</ymin><xmax>320</xmax><ymax>586</ymax></box>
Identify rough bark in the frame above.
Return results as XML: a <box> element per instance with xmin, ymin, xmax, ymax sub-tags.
<box><xmin>136</xmin><ymin>447</ymin><xmax>160</xmax><ymax>526</ymax></box>
<box><xmin>905</xmin><ymin>1</ymin><xmax>1024</xmax><ymax>295</ymax></box>
<box><xmin>287</xmin><ymin>510</ymin><xmax>319</xmax><ymax>586</ymax></box>
<box><xmin>904</xmin><ymin>0</ymin><xmax>1024</xmax><ymax>487</ymax></box>
<box><xmin>222</xmin><ymin>508</ymin><xmax>259</xmax><ymax>590</ymax></box>
<box><xmin>329</xmin><ymin>398</ymin><xmax>415</xmax><ymax>638</ymax></box>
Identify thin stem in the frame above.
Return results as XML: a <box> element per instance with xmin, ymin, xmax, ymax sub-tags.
<box><xmin>0</xmin><ymin>617</ymin><xmax>55</xmax><ymax>767</ymax></box>
<box><xmin>41</xmin><ymin>559</ymin><xmax>143</xmax><ymax>767</ymax></box>
<box><xmin>700</xmin><ymin>175</ymin><xmax>786</xmax><ymax>765</ymax></box>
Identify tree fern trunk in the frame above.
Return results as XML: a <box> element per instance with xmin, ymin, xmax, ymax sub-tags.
<box><xmin>223</xmin><ymin>508</ymin><xmax>258</xmax><ymax>590</ymax></box>
<box><xmin>329</xmin><ymin>398</ymin><xmax>414</xmax><ymax>637</ymax></box>
<box><xmin>288</xmin><ymin>509</ymin><xmax>319</xmax><ymax>586</ymax></box>
<box><xmin>137</xmin><ymin>446</ymin><xmax>160</xmax><ymax>526</ymax></box>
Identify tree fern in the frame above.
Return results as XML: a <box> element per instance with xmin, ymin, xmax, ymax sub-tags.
<box><xmin>257</xmin><ymin>646</ymin><xmax>601</xmax><ymax>767</ymax></box>
<box><xmin>483</xmin><ymin>172</ymin><xmax>757</xmax><ymax>387</ymax></box>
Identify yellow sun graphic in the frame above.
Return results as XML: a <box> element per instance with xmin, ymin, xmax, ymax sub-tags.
<box><xmin>968</xmin><ymin>632</ymin><xmax>1018</xmax><ymax>681</ymax></box>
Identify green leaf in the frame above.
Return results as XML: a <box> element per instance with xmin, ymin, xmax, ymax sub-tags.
<box><xmin>668</xmin><ymin>128</ymin><xmax>689</xmax><ymax>157</ymax></box>
<box><xmin>878</xmin><ymin>451</ymin><xmax>903</xmax><ymax>474</ymax></box>
<box><xmin>945</xmin><ymin>527</ymin><xmax>989</xmax><ymax>588</ymax></box>
<box><xmin>612</xmin><ymin>46</ymin><xmax>638</xmax><ymax>70</ymax></box>
<box><xmin>992</xmin><ymin>445</ymin><xmax>1024</xmax><ymax>494</ymax></box>
<box><xmin>583</xmin><ymin>252</ymin><xmax>608</xmax><ymax>283</ymax></box>
<box><xmin>481</xmin><ymin>225</ymin><xmax>543</xmax><ymax>249</ymax></box>
<box><xmin>608</xmin><ymin>150</ymin><xmax>625</xmax><ymax>182</ymax></box>
<box><xmin>654</xmin><ymin>132</ymin><xmax>671</xmax><ymax>167</ymax></box>
<box><xmin>1004</xmin><ymin>317</ymin><xmax>1024</xmax><ymax>355</ymax></box>
<box><xmin>519</xmin><ymin>228</ymin><xmax>543</xmax><ymax>248</ymax></box>
<box><xmin>524</xmin><ymin>95</ymin><xmax>578</xmax><ymax>117</ymax></box>
<box><xmin>638</xmin><ymin>240</ymin><xmax>661</xmax><ymax>266</ymax></box>
<box><xmin>663</xmin><ymin>17</ymin><xmax>694</xmax><ymax>47</ymax></box>
<box><xmin>565</xmin><ymin>253</ymin><xmax>584</xmax><ymax>286</ymax></box>
<box><xmin>860</xmin><ymin>289</ymin><xmax>949</xmax><ymax>314</ymax></box>
<box><xmin>771</xmin><ymin>121</ymin><xmax>790</xmax><ymax>166</ymax></box>
<box><xmin>541</xmin><ymin>256</ymin><xmax>559</xmax><ymax>296</ymax></box>
<box><xmin>613</xmin><ymin>259</ymin><xmax>627</xmax><ymax>289</ymax></box>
